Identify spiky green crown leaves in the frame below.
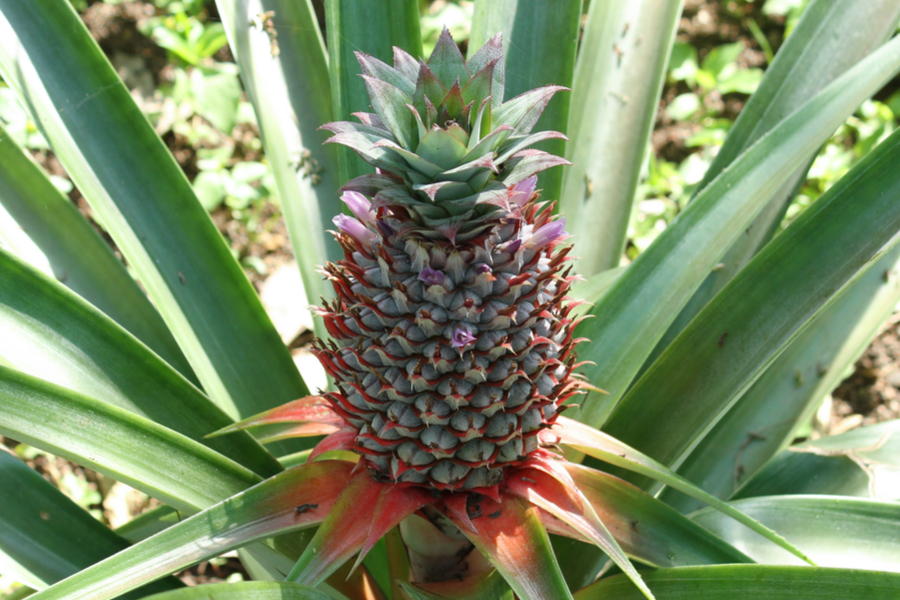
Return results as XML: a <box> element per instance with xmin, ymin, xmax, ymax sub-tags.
<box><xmin>320</xmin><ymin>28</ymin><xmax>569</xmax><ymax>241</ymax></box>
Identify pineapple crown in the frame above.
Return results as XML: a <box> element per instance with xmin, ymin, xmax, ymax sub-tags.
<box><xmin>320</xmin><ymin>28</ymin><xmax>570</xmax><ymax>242</ymax></box>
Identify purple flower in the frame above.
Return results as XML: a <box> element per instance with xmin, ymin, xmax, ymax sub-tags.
<box><xmin>527</xmin><ymin>218</ymin><xmax>567</xmax><ymax>248</ymax></box>
<box><xmin>450</xmin><ymin>325</ymin><xmax>476</xmax><ymax>348</ymax></box>
<box><xmin>418</xmin><ymin>266</ymin><xmax>445</xmax><ymax>286</ymax></box>
<box><xmin>510</xmin><ymin>176</ymin><xmax>537</xmax><ymax>207</ymax></box>
<box><xmin>475</xmin><ymin>264</ymin><xmax>492</xmax><ymax>275</ymax></box>
<box><xmin>503</xmin><ymin>239</ymin><xmax>522</xmax><ymax>255</ymax></box>
<box><xmin>340</xmin><ymin>191</ymin><xmax>376</xmax><ymax>224</ymax></box>
<box><xmin>333</xmin><ymin>214</ymin><xmax>371</xmax><ymax>247</ymax></box>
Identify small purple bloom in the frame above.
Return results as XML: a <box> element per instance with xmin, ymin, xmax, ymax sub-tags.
<box><xmin>475</xmin><ymin>264</ymin><xmax>492</xmax><ymax>275</ymax></box>
<box><xmin>340</xmin><ymin>191</ymin><xmax>376</xmax><ymax>223</ymax></box>
<box><xmin>503</xmin><ymin>239</ymin><xmax>522</xmax><ymax>255</ymax></box>
<box><xmin>418</xmin><ymin>265</ymin><xmax>445</xmax><ymax>286</ymax></box>
<box><xmin>333</xmin><ymin>214</ymin><xmax>371</xmax><ymax>246</ymax></box>
<box><xmin>450</xmin><ymin>325</ymin><xmax>476</xmax><ymax>348</ymax></box>
<box><xmin>509</xmin><ymin>176</ymin><xmax>537</xmax><ymax>207</ymax></box>
<box><xmin>527</xmin><ymin>218</ymin><xmax>567</xmax><ymax>248</ymax></box>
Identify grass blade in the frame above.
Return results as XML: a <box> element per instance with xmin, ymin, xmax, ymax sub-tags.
<box><xmin>559</xmin><ymin>0</ymin><xmax>684</xmax><ymax>274</ymax></box>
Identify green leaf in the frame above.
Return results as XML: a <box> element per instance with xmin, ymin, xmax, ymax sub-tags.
<box><xmin>114</xmin><ymin>506</ymin><xmax>182</xmax><ymax>544</ymax></box>
<box><xmin>213</xmin><ymin>0</ymin><xmax>343</xmax><ymax>336</ymax></box>
<box><xmin>572</xmin><ymin>32</ymin><xmax>900</xmax><ymax>428</ymax></box>
<box><xmin>559</xmin><ymin>0</ymin><xmax>683</xmax><ymax>274</ymax></box>
<box><xmin>325</xmin><ymin>0</ymin><xmax>422</xmax><ymax>182</ymax></box>
<box><xmin>566</xmin><ymin>464</ymin><xmax>752</xmax><ymax>568</ymax></box>
<box><xmin>701</xmin><ymin>42</ymin><xmax>744</xmax><ymax>79</ymax></box>
<box><xmin>0</xmin><ymin>123</ymin><xmax>194</xmax><ymax>382</ymax></box>
<box><xmin>603</xmin><ymin>124</ymin><xmax>900</xmax><ymax>488</ymax></box>
<box><xmin>733</xmin><ymin>453</ymin><xmax>874</xmax><ymax>500</ymax></box>
<box><xmin>190</xmin><ymin>68</ymin><xmax>241</xmax><ymax>133</ymax></box>
<box><xmin>690</xmin><ymin>496</ymin><xmax>900</xmax><ymax>570</ymax></box>
<box><xmin>0</xmin><ymin>451</ymin><xmax>182</xmax><ymax>596</ymax></box>
<box><xmin>24</xmin><ymin>461</ymin><xmax>353</xmax><ymax>600</ymax></box>
<box><xmin>0</xmin><ymin>248</ymin><xmax>282</xmax><ymax>479</ymax></box>
<box><xmin>0</xmin><ymin>366</ymin><xmax>261</xmax><ymax>513</ymax></box>
<box><xmin>0</xmin><ymin>0</ymin><xmax>309</xmax><ymax>434</ymax></box>
<box><xmin>734</xmin><ymin>418</ymin><xmax>900</xmax><ymax>501</ymax></box>
<box><xmin>144</xmin><ymin>582</ymin><xmax>331</xmax><ymax>600</ymax></box>
<box><xmin>468</xmin><ymin>0</ymin><xmax>581</xmax><ymax>201</ymax></box>
<box><xmin>659</xmin><ymin>244</ymin><xmax>900</xmax><ymax>514</ymax></box>
<box><xmin>716</xmin><ymin>69</ymin><xmax>763</xmax><ymax>95</ymax></box>
<box><xmin>664</xmin><ymin>93</ymin><xmax>700</xmax><ymax>121</ymax></box>
<box><xmin>574</xmin><ymin>566</ymin><xmax>900</xmax><ymax>599</ymax></box>
<box><xmin>645</xmin><ymin>0</ymin><xmax>900</xmax><ymax>372</ymax></box>
<box><xmin>569</xmin><ymin>266</ymin><xmax>626</xmax><ymax>310</ymax></box>
<box><xmin>555</xmin><ymin>416</ymin><xmax>812</xmax><ymax>565</ymax></box>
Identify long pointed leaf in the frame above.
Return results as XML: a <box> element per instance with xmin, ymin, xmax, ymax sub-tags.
<box><xmin>552</xmin><ymin>416</ymin><xmax>812</xmax><ymax>565</ymax></box>
<box><xmin>0</xmin><ymin>123</ymin><xmax>194</xmax><ymax>382</ymax></box>
<box><xmin>325</xmin><ymin>0</ymin><xmax>422</xmax><ymax>182</ymax></box>
<box><xmin>144</xmin><ymin>582</ymin><xmax>331</xmax><ymax>600</ymax></box>
<box><xmin>24</xmin><ymin>461</ymin><xmax>353</xmax><ymax>600</ymax></box>
<box><xmin>689</xmin><ymin>496</ymin><xmax>900</xmax><ymax>570</ymax></box>
<box><xmin>644</xmin><ymin>0</ymin><xmax>900</xmax><ymax>369</ymax></box>
<box><xmin>660</xmin><ymin>243</ymin><xmax>900</xmax><ymax>513</ymax></box>
<box><xmin>0</xmin><ymin>0</ymin><xmax>308</xmax><ymax>433</ymax></box>
<box><xmin>573</xmin><ymin>33</ymin><xmax>900</xmax><ymax>428</ymax></box>
<box><xmin>468</xmin><ymin>0</ymin><xmax>581</xmax><ymax>201</ymax></box>
<box><xmin>574</xmin><ymin>566</ymin><xmax>900</xmax><ymax>600</ymax></box>
<box><xmin>559</xmin><ymin>0</ymin><xmax>684</xmax><ymax>274</ymax></box>
<box><xmin>734</xmin><ymin>419</ymin><xmax>900</xmax><ymax>500</ymax></box>
<box><xmin>0</xmin><ymin>249</ymin><xmax>282</xmax><ymax>478</ymax></box>
<box><xmin>565</xmin><ymin>463</ymin><xmax>751</xmax><ymax>567</ymax></box>
<box><xmin>214</xmin><ymin>0</ymin><xmax>343</xmax><ymax>337</ymax></box>
<box><xmin>0</xmin><ymin>366</ymin><xmax>260</xmax><ymax>513</ymax></box>
<box><xmin>604</xmin><ymin>122</ymin><xmax>900</xmax><ymax>487</ymax></box>
<box><xmin>0</xmin><ymin>450</ymin><xmax>182</xmax><ymax>596</ymax></box>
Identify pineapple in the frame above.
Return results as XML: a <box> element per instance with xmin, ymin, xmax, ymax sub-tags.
<box><xmin>205</xmin><ymin>31</ymin><xmax>806</xmax><ymax>599</ymax></box>
<box><xmin>314</xmin><ymin>28</ymin><xmax>577</xmax><ymax>491</ymax></box>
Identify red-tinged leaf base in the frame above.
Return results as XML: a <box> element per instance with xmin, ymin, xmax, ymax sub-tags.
<box><xmin>287</xmin><ymin>468</ymin><xmax>436</xmax><ymax>587</ymax></box>
<box><xmin>443</xmin><ymin>492</ymin><xmax>574</xmax><ymax>600</ymax></box>
<box><xmin>208</xmin><ymin>396</ymin><xmax>344</xmax><ymax>442</ymax></box>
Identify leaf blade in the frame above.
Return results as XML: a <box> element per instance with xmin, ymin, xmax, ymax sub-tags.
<box><xmin>0</xmin><ymin>0</ymin><xmax>308</xmax><ymax>432</ymax></box>
<box><xmin>559</xmin><ymin>0</ymin><xmax>684</xmax><ymax>274</ymax></box>
<box><xmin>573</xmin><ymin>33</ymin><xmax>900</xmax><ymax>428</ymax></box>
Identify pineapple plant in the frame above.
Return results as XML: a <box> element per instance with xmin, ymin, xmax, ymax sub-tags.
<box><xmin>1</xmin><ymin>1</ymin><xmax>900</xmax><ymax>599</ymax></box>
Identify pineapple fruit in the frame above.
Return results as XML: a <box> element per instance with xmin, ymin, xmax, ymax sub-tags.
<box><xmin>315</xmin><ymin>28</ymin><xmax>578</xmax><ymax>491</ymax></box>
